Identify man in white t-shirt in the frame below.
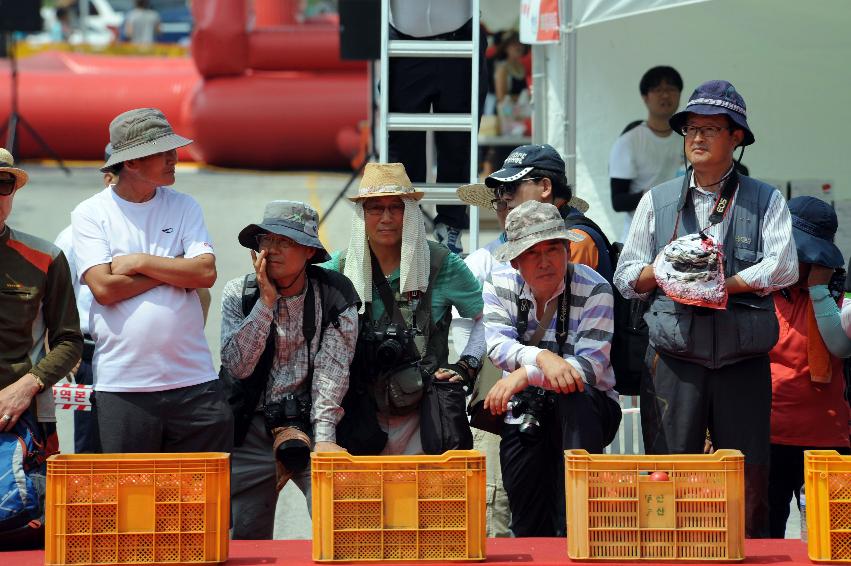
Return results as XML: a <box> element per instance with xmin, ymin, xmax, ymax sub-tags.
<box><xmin>609</xmin><ymin>66</ymin><xmax>685</xmax><ymax>241</ymax></box>
<box><xmin>71</xmin><ymin>108</ymin><xmax>231</xmax><ymax>453</ymax></box>
<box><xmin>124</xmin><ymin>0</ymin><xmax>161</xmax><ymax>46</ymax></box>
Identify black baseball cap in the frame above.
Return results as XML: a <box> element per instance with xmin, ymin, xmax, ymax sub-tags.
<box><xmin>485</xmin><ymin>144</ymin><xmax>565</xmax><ymax>188</ymax></box>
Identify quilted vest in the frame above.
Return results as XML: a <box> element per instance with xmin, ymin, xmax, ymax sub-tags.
<box><xmin>645</xmin><ymin>173</ymin><xmax>780</xmax><ymax>368</ymax></box>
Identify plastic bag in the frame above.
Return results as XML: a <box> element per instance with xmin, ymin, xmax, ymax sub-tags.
<box><xmin>654</xmin><ymin>233</ymin><xmax>728</xmax><ymax>309</ymax></box>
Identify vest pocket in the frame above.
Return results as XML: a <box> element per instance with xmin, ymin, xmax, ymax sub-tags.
<box><xmin>646</xmin><ymin>295</ymin><xmax>694</xmax><ymax>354</ymax></box>
<box><xmin>716</xmin><ymin>295</ymin><xmax>779</xmax><ymax>363</ymax></box>
<box><xmin>732</xmin><ymin>246</ymin><xmax>763</xmax><ymax>270</ymax></box>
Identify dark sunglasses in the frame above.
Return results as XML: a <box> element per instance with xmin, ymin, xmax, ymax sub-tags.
<box><xmin>0</xmin><ymin>178</ymin><xmax>17</xmax><ymax>196</ymax></box>
<box><xmin>494</xmin><ymin>176</ymin><xmax>543</xmax><ymax>199</ymax></box>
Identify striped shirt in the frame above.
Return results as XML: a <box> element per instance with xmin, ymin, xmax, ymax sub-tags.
<box><xmin>220</xmin><ymin>275</ymin><xmax>358</xmax><ymax>443</ymax></box>
<box><xmin>483</xmin><ymin>262</ymin><xmax>617</xmax><ymax>413</ymax></box>
<box><xmin>614</xmin><ymin>172</ymin><xmax>798</xmax><ymax>300</ymax></box>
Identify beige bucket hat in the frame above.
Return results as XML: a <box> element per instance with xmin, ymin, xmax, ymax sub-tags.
<box><xmin>0</xmin><ymin>148</ymin><xmax>29</xmax><ymax>192</ymax></box>
<box><xmin>457</xmin><ymin>182</ymin><xmax>590</xmax><ymax>214</ymax></box>
<box><xmin>349</xmin><ymin>162</ymin><xmax>424</xmax><ymax>201</ymax></box>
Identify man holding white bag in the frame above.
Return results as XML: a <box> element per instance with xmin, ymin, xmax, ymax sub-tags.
<box><xmin>613</xmin><ymin>80</ymin><xmax>798</xmax><ymax>537</ymax></box>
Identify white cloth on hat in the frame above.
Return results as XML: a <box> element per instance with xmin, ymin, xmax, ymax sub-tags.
<box><xmin>344</xmin><ymin>199</ymin><xmax>430</xmax><ymax>314</ymax></box>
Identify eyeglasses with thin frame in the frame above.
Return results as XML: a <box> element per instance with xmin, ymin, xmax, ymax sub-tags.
<box><xmin>494</xmin><ymin>176</ymin><xmax>543</xmax><ymax>199</ymax></box>
<box><xmin>256</xmin><ymin>234</ymin><xmax>298</xmax><ymax>250</ymax></box>
<box><xmin>681</xmin><ymin>124</ymin><xmax>730</xmax><ymax>139</ymax></box>
<box><xmin>363</xmin><ymin>202</ymin><xmax>405</xmax><ymax>217</ymax></box>
<box><xmin>0</xmin><ymin>178</ymin><xmax>17</xmax><ymax>197</ymax></box>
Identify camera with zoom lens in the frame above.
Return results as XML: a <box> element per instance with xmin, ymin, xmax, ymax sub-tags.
<box><xmin>363</xmin><ymin>321</ymin><xmax>419</xmax><ymax>369</ymax></box>
<box><xmin>264</xmin><ymin>392</ymin><xmax>312</xmax><ymax>473</ymax></box>
<box><xmin>510</xmin><ymin>387</ymin><xmax>555</xmax><ymax>439</ymax></box>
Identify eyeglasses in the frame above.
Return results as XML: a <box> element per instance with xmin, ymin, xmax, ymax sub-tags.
<box><xmin>681</xmin><ymin>124</ymin><xmax>730</xmax><ymax>139</ymax></box>
<box><xmin>363</xmin><ymin>202</ymin><xmax>405</xmax><ymax>217</ymax></box>
<box><xmin>256</xmin><ymin>234</ymin><xmax>298</xmax><ymax>250</ymax></box>
<box><xmin>490</xmin><ymin>198</ymin><xmax>510</xmax><ymax>212</ymax></box>
<box><xmin>0</xmin><ymin>178</ymin><xmax>17</xmax><ymax>196</ymax></box>
<box><xmin>494</xmin><ymin>176</ymin><xmax>543</xmax><ymax>199</ymax></box>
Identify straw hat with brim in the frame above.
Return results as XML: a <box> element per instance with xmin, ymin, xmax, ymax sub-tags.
<box><xmin>349</xmin><ymin>162</ymin><xmax>424</xmax><ymax>201</ymax></box>
<box><xmin>788</xmin><ymin>196</ymin><xmax>844</xmax><ymax>269</ymax></box>
<box><xmin>457</xmin><ymin>183</ymin><xmax>590</xmax><ymax>214</ymax></box>
<box><xmin>238</xmin><ymin>200</ymin><xmax>331</xmax><ymax>264</ymax></box>
<box><xmin>101</xmin><ymin>108</ymin><xmax>193</xmax><ymax>172</ymax></box>
<box><xmin>669</xmin><ymin>80</ymin><xmax>755</xmax><ymax>147</ymax></box>
<box><xmin>493</xmin><ymin>200</ymin><xmax>584</xmax><ymax>263</ymax></box>
<box><xmin>0</xmin><ymin>148</ymin><xmax>29</xmax><ymax>191</ymax></box>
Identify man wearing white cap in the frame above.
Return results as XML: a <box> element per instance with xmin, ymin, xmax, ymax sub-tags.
<box><xmin>324</xmin><ymin>162</ymin><xmax>484</xmax><ymax>455</ymax></box>
<box><xmin>72</xmin><ymin>108</ymin><xmax>231</xmax><ymax>454</ymax></box>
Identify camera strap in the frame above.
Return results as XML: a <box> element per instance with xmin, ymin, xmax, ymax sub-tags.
<box><xmin>369</xmin><ymin>248</ymin><xmax>407</xmax><ymax>326</ymax></box>
<box><xmin>515</xmin><ymin>271</ymin><xmax>571</xmax><ymax>356</ymax></box>
<box><xmin>555</xmin><ymin>277</ymin><xmax>569</xmax><ymax>357</ymax></box>
<box><xmin>671</xmin><ymin>166</ymin><xmax>739</xmax><ymax>243</ymax></box>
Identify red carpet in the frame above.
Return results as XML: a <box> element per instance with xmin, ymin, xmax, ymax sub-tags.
<box><xmin>11</xmin><ymin>537</ymin><xmax>811</xmax><ymax>565</ymax></box>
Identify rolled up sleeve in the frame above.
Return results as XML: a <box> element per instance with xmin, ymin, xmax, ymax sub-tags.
<box><xmin>613</xmin><ymin>190</ymin><xmax>656</xmax><ymax>300</ymax></box>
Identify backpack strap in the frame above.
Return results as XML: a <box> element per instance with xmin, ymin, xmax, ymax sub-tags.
<box><xmin>306</xmin><ymin>263</ymin><xmax>361</xmax><ymax>344</ymax></box>
<box><xmin>241</xmin><ymin>273</ymin><xmax>260</xmax><ymax>315</ymax></box>
<box><xmin>303</xmin><ymin>279</ymin><xmax>317</xmax><ymax>383</ymax></box>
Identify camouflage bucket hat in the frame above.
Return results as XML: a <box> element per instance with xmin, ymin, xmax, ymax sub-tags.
<box><xmin>493</xmin><ymin>200</ymin><xmax>583</xmax><ymax>263</ymax></box>
<box><xmin>101</xmin><ymin>108</ymin><xmax>193</xmax><ymax>172</ymax></box>
<box><xmin>238</xmin><ymin>200</ymin><xmax>331</xmax><ymax>264</ymax></box>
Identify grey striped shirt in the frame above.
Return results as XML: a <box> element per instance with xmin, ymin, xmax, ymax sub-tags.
<box><xmin>614</xmin><ymin>173</ymin><xmax>798</xmax><ymax>300</ymax></box>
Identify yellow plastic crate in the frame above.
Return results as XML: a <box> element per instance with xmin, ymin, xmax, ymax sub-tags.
<box><xmin>44</xmin><ymin>453</ymin><xmax>230</xmax><ymax>565</ymax></box>
<box><xmin>804</xmin><ymin>450</ymin><xmax>851</xmax><ymax>561</ymax></box>
<box><xmin>311</xmin><ymin>450</ymin><xmax>486</xmax><ymax>562</ymax></box>
<box><xmin>566</xmin><ymin>449</ymin><xmax>745</xmax><ymax>561</ymax></box>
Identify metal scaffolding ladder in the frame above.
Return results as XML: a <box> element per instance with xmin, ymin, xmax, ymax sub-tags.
<box><xmin>378</xmin><ymin>0</ymin><xmax>482</xmax><ymax>250</ymax></box>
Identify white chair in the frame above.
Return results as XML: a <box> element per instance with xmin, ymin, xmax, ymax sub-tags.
<box><xmin>605</xmin><ymin>396</ymin><xmax>644</xmax><ymax>454</ymax></box>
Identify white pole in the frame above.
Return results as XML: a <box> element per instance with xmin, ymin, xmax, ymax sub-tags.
<box><xmin>80</xmin><ymin>0</ymin><xmax>90</xmax><ymax>45</ymax></box>
<box><xmin>469</xmin><ymin>1</ymin><xmax>481</xmax><ymax>251</ymax></box>
<box><xmin>563</xmin><ymin>0</ymin><xmax>577</xmax><ymax>188</ymax></box>
<box><xmin>379</xmin><ymin>0</ymin><xmax>390</xmax><ymax>162</ymax></box>
<box><xmin>531</xmin><ymin>44</ymin><xmax>546</xmax><ymax>144</ymax></box>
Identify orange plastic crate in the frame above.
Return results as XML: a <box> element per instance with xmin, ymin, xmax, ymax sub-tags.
<box><xmin>566</xmin><ymin>449</ymin><xmax>745</xmax><ymax>561</ymax></box>
<box><xmin>804</xmin><ymin>450</ymin><xmax>851</xmax><ymax>561</ymax></box>
<box><xmin>44</xmin><ymin>452</ymin><xmax>229</xmax><ymax>565</ymax></box>
<box><xmin>311</xmin><ymin>450</ymin><xmax>486</xmax><ymax>562</ymax></box>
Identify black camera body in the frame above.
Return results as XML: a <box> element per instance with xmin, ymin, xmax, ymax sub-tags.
<box><xmin>263</xmin><ymin>392</ymin><xmax>312</xmax><ymax>436</ymax></box>
<box><xmin>362</xmin><ymin>321</ymin><xmax>419</xmax><ymax>369</ymax></box>
<box><xmin>510</xmin><ymin>386</ymin><xmax>556</xmax><ymax>439</ymax></box>
<box><xmin>264</xmin><ymin>391</ymin><xmax>313</xmax><ymax>473</ymax></box>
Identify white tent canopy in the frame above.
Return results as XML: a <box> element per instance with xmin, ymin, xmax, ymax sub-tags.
<box><xmin>538</xmin><ymin>0</ymin><xmax>850</xmax><ymax>252</ymax></box>
<box><xmin>572</xmin><ymin>0</ymin><xmax>709</xmax><ymax>28</ymax></box>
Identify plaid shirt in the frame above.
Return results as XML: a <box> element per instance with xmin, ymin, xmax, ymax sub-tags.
<box><xmin>220</xmin><ymin>275</ymin><xmax>358</xmax><ymax>443</ymax></box>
